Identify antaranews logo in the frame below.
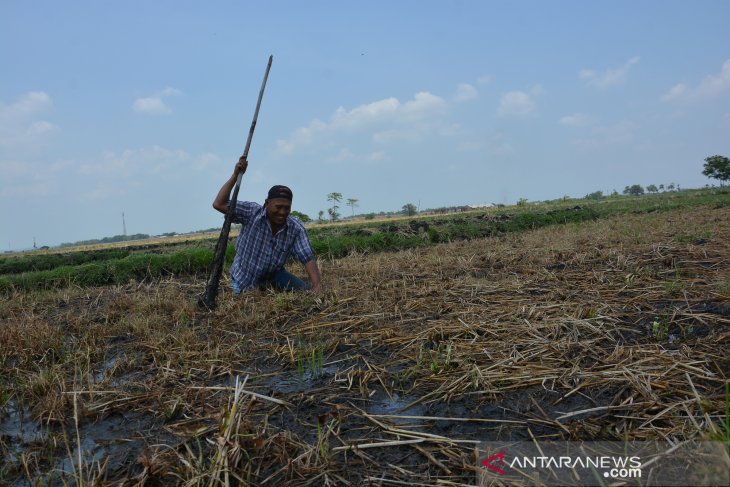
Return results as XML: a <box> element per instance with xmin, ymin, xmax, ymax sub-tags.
<box><xmin>482</xmin><ymin>451</ymin><xmax>642</xmax><ymax>478</ymax></box>
<box><xmin>477</xmin><ymin>441</ymin><xmax>730</xmax><ymax>487</ymax></box>
<box><xmin>481</xmin><ymin>451</ymin><xmax>507</xmax><ymax>475</ymax></box>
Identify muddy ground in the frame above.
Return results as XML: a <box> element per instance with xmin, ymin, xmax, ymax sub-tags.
<box><xmin>1</xmin><ymin>205</ymin><xmax>729</xmax><ymax>485</ymax></box>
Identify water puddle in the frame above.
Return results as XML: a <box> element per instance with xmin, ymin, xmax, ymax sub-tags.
<box><xmin>0</xmin><ymin>403</ymin><xmax>48</xmax><ymax>473</ymax></box>
<box><xmin>366</xmin><ymin>392</ymin><xmax>427</xmax><ymax>425</ymax></box>
<box><xmin>93</xmin><ymin>351</ymin><xmax>145</xmax><ymax>387</ymax></box>
<box><xmin>1</xmin><ymin>403</ymin><xmax>164</xmax><ymax>484</ymax></box>
<box><xmin>0</xmin><ymin>403</ymin><xmax>47</xmax><ymax>444</ymax></box>
<box><xmin>94</xmin><ymin>353</ymin><xmax>121</xmax><ymax>383</ymax></box>
<box><xmin>53</xmin><ymin>411</ymin><xmax>157</xmax><ymax>478</ymax></box>
<box><xmin>267</xmin><ymin>364</ymin><xmax>340</xmax><ymax>395</ymax></box>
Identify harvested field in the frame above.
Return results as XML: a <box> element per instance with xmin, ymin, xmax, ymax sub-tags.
<box><xmin>1</xmin><ymin>205</ymin><xmax>729</xmax><ymax>485</ymax></box>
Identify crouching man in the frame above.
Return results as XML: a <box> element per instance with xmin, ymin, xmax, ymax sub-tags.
<box><xmin>213</xmin><ymin>156</ymin><xmax>322</xmax><ymax>294</ymax></box>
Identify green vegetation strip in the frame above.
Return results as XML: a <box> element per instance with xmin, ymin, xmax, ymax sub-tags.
<box><xmin>0</xmin><ymin>248</ymin><xmax>132</xmax><ymax>276</ymax></box>
<box><xmin>0</xmin><ymin>247</ymin><xmax>232</xmax><ymax>294</ymax></box>
<box><xmin>308</xmin><ymin>206</ymin><xmax>600</xmax><ymax>258</ymax></box>
<box><xmin>1</xmin><ymin>188</ymin><xmax>728</xmax><ymax>293</ymax></box>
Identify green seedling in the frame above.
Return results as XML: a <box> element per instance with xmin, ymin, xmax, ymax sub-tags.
<box><xmin>316</xmin><ymin>419</ymin><xmax>330</xmax><ymax>460</ymax></box>
<box><xmin>429</xmin><ymin>340</ymin><xmax>454</xmax><ymax>374</ymax></box>
<box><xmin>294</xmin><ymin>340</ymin><xmax>325</xmax><ymax>378</ymax></box>
<box><xmin>651</xmin><ymin>316</ymin><xmax>669</xmax><ymax>341</ymax></box>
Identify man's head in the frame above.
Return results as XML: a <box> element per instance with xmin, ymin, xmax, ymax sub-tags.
<box><xmin>264</xmin><ymin>185</ymin><xmax>293</xmax><ymax>228</ymax></box>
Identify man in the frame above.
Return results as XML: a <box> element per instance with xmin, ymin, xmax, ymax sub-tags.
<box><xmin>213</xmin><ymin>156</ymin><xmax>322</xmax><ymax>294</ymax></box>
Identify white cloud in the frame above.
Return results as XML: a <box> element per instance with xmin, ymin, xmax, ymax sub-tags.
<box><xmin>498</xmin><ymin>91</ymin><xmax>536</xmax><ymax>117</ymax></box>
<box><xmin>276</xmin><ymin>91</ymin><xmax>449</xmax><ymax>154</ymax></box>
<box><xmin>159</xmin><ymin>87</ymin><xmax>183</xmax><ymax>97</ymax></box>
<box><xmin>580</xmin><ymin>56</ymin><xmax>639</xmax><ymax>88</ymax></box>
<box><xmin>661</xmin><ymin>83</ymin><xmax>687</xmax><ymax>101</ymax></box>
<box><xmin>695</xmin><ymin>59</ymin><xmax>730</xmax><ymax>97</ymax></box>
<box><xmin>367</xmin><ymin>151</ymin><xmax>386</xmax><ymax>162</ymax></box>
<box><xmin>0</xmin><ymin>91</ymin><xmax>55</xmax><ymax>146</ymax></box>
<box><xmin>132</xmin><ymin>87</ymin><xmax>183</xmax><ymax>114</ymax></box>
<box><xmin>330</xmin><ymin>98</ymin><xmax>400</xmax><ymax>130</ymax></box>
<box><xmin>0</xmin><ymin>91</ymin><xmax>52</xmax><ymax>118</ymax></box>
<box><xmin>454</xmin><ymin>83</ymin><xmax>478</xmax><ymax>103</ymax></box>
<box><xmin>662</xmin><ymin>59</ymin><xmax>730</xmax><ymax>101</ymax></box>
<box><xmin>132</xmin><ymin>96</ymin><xmax>169</xmax><ymax>114</ymax></box>
<box><xmin>560</xmin><ymin>113</ymin><xmax>592</xmax><ymax>127</ymax></box>
<box><xmin>276</xmin><ymin>119</ymin><xmax>327</xmax><ymax>154</ymax></box>
<box><xmin>402</xmin><ymin>92</ymin><xmax>448</xmax><ymax>119</ymax></box>
<box><xmin>477</xmin><ymin>75</ymin><xmax>493</xmax><ymax>86</ymax></box>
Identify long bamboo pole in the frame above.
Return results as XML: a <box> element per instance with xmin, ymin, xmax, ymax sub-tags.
<box><xmin>199</xmin><ymin>55</ymin><xmax>273</xmax><ymax>309</ymax></box>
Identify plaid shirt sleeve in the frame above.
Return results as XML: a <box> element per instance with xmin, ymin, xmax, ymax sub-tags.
<box><xmin>289</xmin><ymin>219</ymin><xmax>315</xmax><ymax>264</ymax></box>
<box><xmin>230</xmin><ymin>200</ymin><xmax>258</xmax><ymax>225</ymax></box>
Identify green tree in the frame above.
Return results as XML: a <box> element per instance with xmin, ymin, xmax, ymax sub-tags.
<box><xmin>585</xmin><ymin>190</ymin><xmax>603</xmax><ymax>200</ymax></box>
<box><xmin>327</xmin><ymin>207</ymin><xmax>340</xmax><ymax>221</ymax></box>
<box><xmin>327</xmin><ymin>192</ymin><xmax>342</xmax><ymax>222</ymax></box>
<box><xmin>346</xmin><ymin>198</ymin><xmax>359</xmax><ymax>218</ymax></box>
<box><xmin>646</xmin><ymin>184</ymin><xmax>658</xmax><ymax>193</ymax></box>
<box><xmin>317</xmin><ymin>210</ymin><xmax>324</xmax><ymax>223</ymax></box>
<box><xmin>623</xmin><ymin>184</ymin><xmax>644</xmax><ymax>196</ymax></box>
<box><xmin>402</xmin><ymin>203</ymin><xmax>417</xmax><ymax>216</ymax></box>
<box><xmin>702</xmin><ymin>155</ymin><xmax>730</xmax><ymax>185</ymax></box>
<box><xmin>290</xmin><ymin>210</ymin><xmax>311</xmax><ymax>223</ymax></box>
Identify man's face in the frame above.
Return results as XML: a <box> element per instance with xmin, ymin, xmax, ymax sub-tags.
<box><xmin>264</xmin><ymin>198</ymin><xmax>292</xmax><ymax>226</ymax></box>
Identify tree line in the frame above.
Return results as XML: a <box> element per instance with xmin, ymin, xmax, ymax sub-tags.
<box><xmin>584</xmin><ymin>154</ymin><xmax>729</xmax><ymax>200</ymax></box>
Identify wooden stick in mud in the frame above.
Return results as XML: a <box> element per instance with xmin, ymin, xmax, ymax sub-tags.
<box><xmin>199</xmin><ymin>55</ymin><xmax>273</xmax><ymax>309</ymax></box>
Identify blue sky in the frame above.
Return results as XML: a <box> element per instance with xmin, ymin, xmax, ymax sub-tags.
<box><xmin>1</xmin><ymin>1</ymin><xmax>729</xmax><ymax>249</ymax></box>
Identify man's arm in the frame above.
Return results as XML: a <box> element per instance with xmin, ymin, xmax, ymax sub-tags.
<box><xmin>304</xmin><ymin>259</ymin><xmax>322</xmax><ymax>293</ymax></box>
<box><xmin>213</xmin><ymin>156</ymin><xmax>248</xmax><ymax>214</ymax></box>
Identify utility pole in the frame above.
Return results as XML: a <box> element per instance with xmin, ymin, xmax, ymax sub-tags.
<box><xmin>122</xmin><ymin>212</ymin><xmax>127</xmax><ymax>236</ymax></box>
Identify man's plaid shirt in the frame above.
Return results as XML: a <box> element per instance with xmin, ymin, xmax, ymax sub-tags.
<box><xmin>229</xmin><ymin>201</ymin><xmax>314</xmax><ymax>291</ymax></box>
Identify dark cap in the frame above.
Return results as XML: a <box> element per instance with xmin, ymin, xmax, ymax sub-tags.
<box><xmin>267</xmin><ymin>185</ymin><xmax>293</xmax><ymax>201</ymax></box>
